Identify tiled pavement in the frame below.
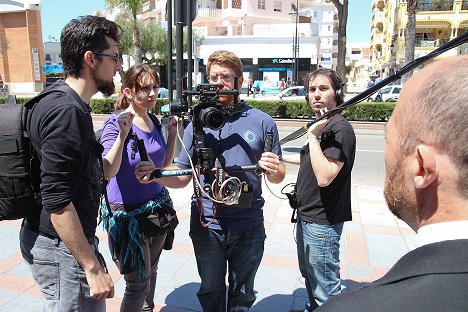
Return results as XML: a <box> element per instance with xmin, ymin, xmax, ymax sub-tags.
<box><xmin>0</xmin><ymin>173</ymin><xmax>417</xmax><ymax>312</ymax></box>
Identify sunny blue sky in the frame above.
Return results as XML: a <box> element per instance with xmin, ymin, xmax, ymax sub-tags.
<box><xmin>41</xmin><ymin>0</ymin><xmax>372</xmax><ymax>44</ymax></box>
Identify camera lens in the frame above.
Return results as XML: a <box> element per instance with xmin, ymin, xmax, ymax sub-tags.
<box><xmin>200</xmin><ymin>107</ymin><xmax>225</xmax><ymax>130</ymax></box>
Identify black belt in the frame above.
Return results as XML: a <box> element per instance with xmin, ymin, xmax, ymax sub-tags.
<box><xmin>38</xmin><ymin>231</ymin><xmax>95</xmax><ymax>245</ymax></box>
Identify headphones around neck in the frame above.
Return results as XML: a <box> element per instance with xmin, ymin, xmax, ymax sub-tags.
<box><xmin>304</xmin><ymin>69</ymin><xmax>344</xmax><ymax>106</ymax></box>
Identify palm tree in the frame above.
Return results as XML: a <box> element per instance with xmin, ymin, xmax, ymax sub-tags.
<box><xmin>330</xmin><ymin>0</ymin><xmax>348</xmax><ymax>82</ymax></box>
<box><xmin>106</xmin><ymin>0</ymin><xmax>143</xmax><ymax>64</ymax></box>
<box><xmin>403</xmin><ymin>0</ymin><xmax>418</xmax><ymax>83</ymax></box>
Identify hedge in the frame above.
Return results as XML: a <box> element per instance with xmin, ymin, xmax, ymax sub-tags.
<box><xmin>243</xmin><ymin>99</ymin><xmax>394</xmax><ymax>122</ymax></box>
<box><xmin>0</xmin><ymin>96</ymin><xmax>394</xmax><ymax>122</ymax></box>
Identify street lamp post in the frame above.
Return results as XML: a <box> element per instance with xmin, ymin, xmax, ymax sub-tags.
<box><xmin>293</xmin><ymin>0</ymin><xmax>299</xmax><ymax>85</ymax></box>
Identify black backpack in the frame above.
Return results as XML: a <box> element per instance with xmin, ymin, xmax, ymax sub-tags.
<box><xmin>0</xmin><ymin>86</ymin><xmax>78</xmax><ymax>220</ymax></box>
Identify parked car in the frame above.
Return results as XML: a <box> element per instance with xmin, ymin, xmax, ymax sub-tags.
<box><xmin>259</xmin><ymin>81</ymin><xmax>281</xmax><ymax>95</ymax></box>
<box><xmin>277</xmin><ymin>86</ymin><xmax>306</xmax><ymax>100</ymax></box>
<box><xmin>367</xmin><ymin>85</ymin><xmax>402</xmax><ymax>102</ymax></box>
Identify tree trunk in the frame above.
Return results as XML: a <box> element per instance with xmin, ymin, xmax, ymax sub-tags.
<box><xmin>133</xmin><ymin>13</ymin><xmax>142</xmax><ymax>65</ymax></box>
<box><xmin>403</xmin><ymin>0</ymin><xmax>418</xmax><ymax>83</ymax></box>
<box><xmin>330</xmin><ymin>0</ymin><xmax>348</xmax><ymax>88</ymax></box>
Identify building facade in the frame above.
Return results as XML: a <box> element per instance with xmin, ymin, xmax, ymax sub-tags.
<box><xmin>370</xmin><ymin>0</ymin><xmax>468</xmax><ymax>78</ymax></box>
<box><xmin>136</xmin><ymin>0</ymin><xmax>338</xmax><ymax>86</ymax></box>
<box><xmin>346</xmin><ymin>42</ymin><xmax>371</xmax><ymax>92</ymax></box>
<box><xmin>0</xmin><ymin>0</ymin><xmax>44</xmax><ymax>94</ymax></box>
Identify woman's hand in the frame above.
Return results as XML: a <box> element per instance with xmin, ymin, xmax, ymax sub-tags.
<box><xmin>134</xmin><ymin>158</ymin><xmax>156</xmax><ymax>184</ymax></box>
<box><xmin>117</xmin><ymin>111</ymin><xmax>134</xmax><ymax>138</ymax></box>
<box><xmin>167</xmin><ymin>115</ymin><xmax>182</xmax><ymax>137</ymax></box>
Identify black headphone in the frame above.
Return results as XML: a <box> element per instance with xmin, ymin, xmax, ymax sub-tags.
<box><xmin>304</xmin><ymin>68</ymin><xmax>344</xmax><ymax>106</ymax></box>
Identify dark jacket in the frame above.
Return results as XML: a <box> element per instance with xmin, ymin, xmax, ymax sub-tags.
<box><xmin>316</xmin><ymin>239</ymin><xmax>468</xmax><ymax>312</ymax></box>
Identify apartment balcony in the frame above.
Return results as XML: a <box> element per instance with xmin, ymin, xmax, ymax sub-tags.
<box><xmin>253</xmin><ymin>23</ymin><xmax>312</xmax><ymax>37</ymax></box>
<box><xmin>196</xmin><ymin>7</ymin><xmax>222</xmax><ymax>19</ymax></box>
<box><xmin>371</xmin><ymin>11</ymin><xmax>384</xmax><ymax>29</ymax></box>
<box><xmin>194</xmin><ymin>22</ymin><xmax>313</xmax><ymax>38</ymax></box>
<box><xmin>370</xmin><ymin>32</ymin><xmax>384</xmax><ymax>48</ymax></box>
<box><xmin>415</xmin><ymin>46</ymin><xmax>459</xmax><ymax>58</ymax></box>
<box><xmin>372</xmin><ymin>0</ymin><xmax>385</xmax><ymax>11</ymax></box>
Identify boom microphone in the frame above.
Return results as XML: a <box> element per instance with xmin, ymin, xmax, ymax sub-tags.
<box><xmin>279</xmin><ymin>31</ymin><xmax>468</xmax><ymax>145</ymax></box>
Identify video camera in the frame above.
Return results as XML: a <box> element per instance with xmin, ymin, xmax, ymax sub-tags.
<box><xmin>167</xmin><ymin>81</ymin><xmax>241</xmax><ymax>131</ymax></box>
<box><xmin>155</xmin><ymin>78</ymin><xmax>266</xmax><ymax>209</ymax></box>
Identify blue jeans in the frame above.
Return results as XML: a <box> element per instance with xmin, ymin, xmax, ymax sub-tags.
<box><xmin>296</xmin><ymin>216</ymin><xmax>343</xmax><ymax>311</ymax></box>
<box><xmin>189</xmin><ymin>217</ymin><xmax>266</xmax><ymax>312</ymax></box>
<box><xmin>20</xmin><ymin>224</ymin><xmax>106</xmax><ymax>312</ymax></box>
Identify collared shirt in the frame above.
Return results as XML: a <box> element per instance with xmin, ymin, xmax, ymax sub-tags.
<box><xmin>417</xmin><ymin>220</ymin><xmax>468</xmax><ymax>247</ymax></box>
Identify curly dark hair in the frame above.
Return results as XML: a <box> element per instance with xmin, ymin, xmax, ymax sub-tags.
<box><xmin>60</xmin><ymin>15</ymin><xmax>121</xmax><ymax>78</ymax></box>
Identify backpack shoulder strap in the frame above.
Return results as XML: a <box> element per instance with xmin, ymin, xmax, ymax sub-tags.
<box><xmin>23</xmin><ymin>84</ymin><xmax>80</xmax><ymax>140</ymax></box>
<box><xmin>148</xmin><ymin>112</ymin><xmax>161</xmax><ymax>130</ymax></box>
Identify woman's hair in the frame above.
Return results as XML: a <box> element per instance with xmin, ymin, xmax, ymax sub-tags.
<box><xmin>115</xmin><ymin>64</ymin><xmax>160</xmax><ymax>110</ymax></box>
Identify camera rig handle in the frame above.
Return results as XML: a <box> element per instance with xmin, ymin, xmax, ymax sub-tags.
<box><xmin>149</xmin><ymin>165</ymin><xmax>259</xmax><ymax>180</ymax></box>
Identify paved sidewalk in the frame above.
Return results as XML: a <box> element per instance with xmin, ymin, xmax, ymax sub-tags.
<box><xmin>0</xmin><ymin>174</ymin><xmax>416</xmax><ymax>311</ymax></box>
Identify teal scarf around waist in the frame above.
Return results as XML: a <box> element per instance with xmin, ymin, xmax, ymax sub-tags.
<box><xmin>102</xmin><ymin>187</ymin><xmax>171</xmax><ymax>278</ymax></box>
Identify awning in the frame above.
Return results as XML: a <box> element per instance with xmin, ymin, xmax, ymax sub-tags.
<box><xmin>42</xmin><ymin>64</ymin><xmax>64</xmax><ymax>74</ymax></box>
<box><xmin>416</xmin><ymin>21</ymin><xmax>451</xmax><ymax>29</ymax></box>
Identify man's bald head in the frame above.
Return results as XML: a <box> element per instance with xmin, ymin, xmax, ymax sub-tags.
<box><xmin>395</xmin><ymin>55</ymin><xmax>468</xmax><ymax>198</ymax></box>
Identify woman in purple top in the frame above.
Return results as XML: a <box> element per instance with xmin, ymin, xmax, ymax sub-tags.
<box><xmin>100</xmin><ymin>64</ymin><xmax>180</xmax><ymax>312</ymax></box>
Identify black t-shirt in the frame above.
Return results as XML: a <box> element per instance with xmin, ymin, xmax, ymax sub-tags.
<box><xmin>26</xmin><ymin>80</ymin><xmax>102</xmax><ymax>239</ymax></box>
<box><xmin>296</xmin><ymin>114</ymin><xmax>356</xmax><ymax>225</ymax></box>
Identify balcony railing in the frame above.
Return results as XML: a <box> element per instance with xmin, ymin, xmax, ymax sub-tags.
<box><xmin>419</xmin><ymin>0</ymin><xmax>455</xmax><ymax>12</ymax></box>
<box><xmin>196</xmin><ymin>8</ymin><xmax>222</xmax><ymax>18</ymax></box>
<box><xmin>416</xmin><ymin>39</ymin><xmax>444</xmax><ymax>47</ymax></box>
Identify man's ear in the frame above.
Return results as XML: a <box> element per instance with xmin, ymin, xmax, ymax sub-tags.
<box><xmin>238</xmin><ymin>76</ymin><xmax>244</xmax><ymax>88</ymax></box>
<box><xmin>83</xmin><ymin>51</ymin><xmax>96</xmax><ymax>69</ymax></box>
<box><xmin>413</xmin><ymin>145</ymin><xmax>437</xmax><ymax>189</ymax></box>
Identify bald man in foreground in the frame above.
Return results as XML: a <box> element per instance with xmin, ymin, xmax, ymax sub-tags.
<box><xmin>316</xmin><ymin>55</ymin><xmax>468</xmax><ymax>311</ymax></box>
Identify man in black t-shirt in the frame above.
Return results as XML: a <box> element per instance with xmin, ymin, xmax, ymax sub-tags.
<box><xmin>283</xmin><ymin>69</ymin><xmax>356</xmax><ymax>311</ymax></box>
<box><xmin>20</xmin><ymin>16</ymin><xmax>121</xmax><ymax>311</ymax></box>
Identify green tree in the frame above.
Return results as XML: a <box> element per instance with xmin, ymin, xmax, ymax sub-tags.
<box><xmin>106</xmin><ymin>0</ymin><xmax>143</xmax><ymax>64</ymax></box>
<box><xmin>115</xmin><ymin>14</ymin><xmax>189</xmax><ymax>66</ymax></box>
<box><xmin>330</xmin><ymin>0</ymin><xmax>348</xmax><ymax>83</ymax></box>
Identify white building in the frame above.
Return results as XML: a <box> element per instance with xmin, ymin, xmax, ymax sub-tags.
<box><xmin>346</xmin><ymin>42</ymin><xmax>371</xmax><ymax>92</ymax></box>
<box><xmin>135</xmin><ymin>0</ymin><xmax>338</xmax><ymax>86</ymax></box>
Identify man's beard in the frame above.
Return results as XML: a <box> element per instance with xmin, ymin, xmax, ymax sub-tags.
<box><xmin>383</xmin><ymin>158</ymin><xmax>414</xmax><ymax>221</ymax></box>
<box><xmin>93</xmin><ymin>71</ymin><xmax>115</xmax><ymax>97</ymax></box>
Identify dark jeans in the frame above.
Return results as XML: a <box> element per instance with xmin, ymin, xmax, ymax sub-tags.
<box><xmin>189</xmin><ymin>217</ymin><xmax>266</xmax><ymax>312</ymax></box>
<box><xmin>119</xmin><ymin>234</ymin><xmax>166</xmax><ymax>312</ymax></box>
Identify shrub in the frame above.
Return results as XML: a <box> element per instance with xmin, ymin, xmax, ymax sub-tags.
<box><xmin>1</xmin><ymin>96</ymin><xmax>394</xmax><ymax>121</ymax></box>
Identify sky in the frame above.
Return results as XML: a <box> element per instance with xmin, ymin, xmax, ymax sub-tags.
<box><xmin>41</xmin><ymin>0</ymin><xmax>372</xmax><ymax>44</ymax></box>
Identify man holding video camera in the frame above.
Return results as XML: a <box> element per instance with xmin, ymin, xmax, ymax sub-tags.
<box><xmin>136</xmin><ymin>50</ymin><xmax>285</xmax><ymax>311</ymax></box>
